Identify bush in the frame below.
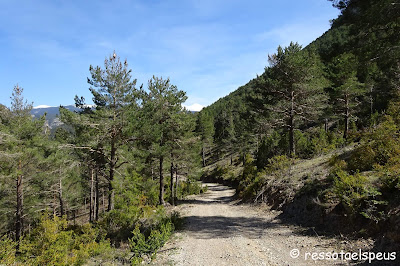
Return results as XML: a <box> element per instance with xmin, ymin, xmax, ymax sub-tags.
<box><xmin>329</xmin><ymin>155</ymin><xmax>348</xmax><ymax>172</ymax></box>
<box><xmin>101</xmin><ymin>171</ymin><xmax>158</xmax><ymax>239</ymax></box>
<box><xmin>240</xmin><ymin>171</ymin><xmax>266</xmax><ymax>200</ymax></box>
<box><xmin>295</xmin><ymin>130</ymin><xmax>312</xmax><ymax>158</ymax></box>
<box><xmin>0</xmin><ymin>235</ymin><xmax>16</xmax><ymax>265</ymax></box>
<box><xmin>333</xmin><ymin>170</ymin><xmax>381</xmax><ymax>217</ymax></box>
<box><xmin>265</xmin><ymin>155</ymin><xmax>291</xmax><ymax>178</ymax></box>
<box><xmin>129</xmin><ymin>214</ymin><xmax>175</xmax><ymax>264</ymax></box>
<box><xmin>177</xmin><ymin>180</ymin><xmax>205</xmax><ymax>198</ymax></box>
<box><xmin>256</xmin><ymin>131</ymin><xmax>282</xmax><ymax>169</ymax></box>
<box><xmin>310</xmin><ymin>129</ymin><xmax>327</xmax><ymax>156</ymax></box>
<box><xmin>19</xmin><ymin>214</ymin><xmax>112</xmax><ymax>265</ymax></box>
<box><xmin>238</xmin><ymin>154</ymin><xmax>257</xmax><ymax>195</ymax></box>
<box><xmin>347</xmin><ymin>145</ymin><xmax>376</xmax><ymax>172</ymax></box>
<box><xmin>376</xmin><ymin>157</ymin><xmax>400</xmax><ymax>191</ymax></box>
<box><xmin>345</xmin><ymin>116</ymin><xmax>400</xmax><ymax>173</ymax></box>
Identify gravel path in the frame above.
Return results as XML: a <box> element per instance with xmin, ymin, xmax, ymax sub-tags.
<box><xmin>154</xmin><ymin>183</ymin><xmax>367</xmax><ymax>266</ymax></box>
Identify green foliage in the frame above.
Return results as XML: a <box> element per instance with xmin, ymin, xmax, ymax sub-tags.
<box><xmin>373</xmin><ymin>144</ymin><xmax>400</xmax><ymax>190</ymax></box>
<box><xmin>348</xmin><ymin>145</ymin><xmax>376</xmax><ymax>172</ymax></box>
<box><xmin>294</xmin><ymin>130</ymin><xmax>311</xmax><ymax>158</ymax></box>
<box><xmin>265</xmin><ymin>155</ymin><xmax>291</xmax><ymax>177</ymax></box>
<box><xmin>348</xmin><ymin>115</ymin><xmax>400</xmax><ymax>172</ymax></box>
<box><xmin>0</xmin><ymin>235</ymin><xmax>16</xmax><ymax>265</ymax></box>
<box><xmin>129</xmin><ymin>214</ymin><xmax>175</xmax><ymax>264</ymax></box>
<box><xmin>377</xmin><ymin>164</ymin><xmax>400</xmax><ymax>192</ymax></box>
<box><xmin>139</xmin><ymin>76</ymin><xmax>188</xmax><ymax>205</ymax></box>
<box><xmin>240</xmin><ymin>171</ymin><xmax>266</xmax><ymax>200</ymax></box>
<box><xmin>239</xmin><ymin>154</ymin><xmax>291</xmax><ymax>200</ymax></box>
<box><xmin>256</xmin><ymin>131</ymin><xmax>281</xmax><ymax>169</ymax></box>
<box><xmin>333</xmin><ymin>171</ymin><xmax>369</xmax><ymax>211</ymax></box>
<box><xmin>211</xmin><ymin>164</ymin><xmax>234</xmax><ymax>181</ymax></box>
<box><xmin>17</xmin><ymin>214</ymin><xmax>112</xmax><ymax>265</ymax></box>
<box><xmin>100</xmin><ymin>171</ymin><xmax>159</xmax><ymax>240</ymax></box>
<box><xmin>238</xmin><ymin>154</ymin><xmax>257</xmax><ymax>193</ymax></box>
<box><xmin>328</xmin><ymin>155</ymin><xmax>348</xmax><ymax>172</ymax></box>
<box><xmin>310</xmin><ymin>128</ymin><xmax>342</xmax><ymax>156</ymax></box>
<box><xmin>177</xmin><ymin>180</ymin><xmax>206</xmax><ymax>198</ymax></box>
<box><xmin>332</xmin><ymin>170</ymin><xmax>385</xmax><ymax>222</ymax></box>
<box><xmin>257</xmin><ymin>42</ymin><xmax>328</xmax><ymax>156</ymax></box>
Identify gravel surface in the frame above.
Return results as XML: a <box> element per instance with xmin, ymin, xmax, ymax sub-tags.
<box><xmin>153</xmin><ymin>183</ymin><xmax>371</xmax><ymax>266</ymax></box>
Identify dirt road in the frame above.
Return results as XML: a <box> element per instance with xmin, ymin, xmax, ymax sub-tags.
<box><xmin>154</xmin><ymin>183</ymin><xmax>369</xmax><ymax>265</ymax></box>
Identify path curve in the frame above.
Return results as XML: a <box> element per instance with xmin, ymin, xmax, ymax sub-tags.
<box><xmin>154</xmin><ymin>183</ymin><xmax>359</xmax><ymax>265</ymax></box>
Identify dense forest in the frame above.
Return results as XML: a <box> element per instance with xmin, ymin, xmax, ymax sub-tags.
<box><xmin>1</xmin><ymin>0</ymin><xmax>399</xmax><ymax>264</ymax></box>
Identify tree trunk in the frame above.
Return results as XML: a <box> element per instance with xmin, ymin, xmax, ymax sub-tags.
<box><xmin>102</xmin><ymin>189</ymin><xmax>105</xmax><ymax>212</ymax></box>
<box><xmin>170</xmin><ymin>162</ymin><xmax>174</xmax><ymax>206</ymax></box>
<box><xmin>90</xmin><ymin>167</ymin><xmax>94</xmax><ymax>223</ymax></box>
<box><xmin>289</xmin><ymin>92</ymin><xmax>295</xmax><ymax>157</ymax></box>
<box><xmin>159</xmin><ymin>155</ymin><xmax>165</xmax><ymax>205</ymax></box>
<box><xmin>59</xmin><ymin>176</ymin><xmax>64</xmax><ymax>217</ymax></box>
<box><xmin>325</xmin><ymin>118</ymin><xmax>328</xmax><ymax>132</ymax></box>
<box><xmin>175</xmin><ymin>165</ymin><xmax>179</xmax><ymax>200</ymax></box>
<box><xmin>15</xmin><ymin>160</ymin><xmax>23</xmax><ymax>252</ymax></box>
<box><xmin>344</xmin><ymin>95</ymin><xmax>349</xmax><ymax>139</ymax></box>
<box><xmin>370</xmin><ymin>85</ymin><xmax>374</xmax><ymax>117</ymax></box>
<box><xmin>95</xmin><ymin>168</ymin><xmax>99</xmax><ymax>221</ymax></box>
<box><xmin>108</xmin><ymin>139</ymin><xmax>116</xmax><ymax>211</ymax></box>
<box><xmin>202</xmin><ymin>146</ymin><xmax>206</xmax><ymax>167</ymax></box>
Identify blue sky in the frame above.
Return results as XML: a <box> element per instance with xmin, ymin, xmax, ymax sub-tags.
<box><xmin>0</xmin><ymin>0</ymin><xmax>339</xmax><ymax>111</ymax></box>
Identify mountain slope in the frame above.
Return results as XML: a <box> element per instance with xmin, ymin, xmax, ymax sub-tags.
<box><xmin>31</xmin><ymin>105</ymin><xmax>80</xmax><ymax>129</ymax></box>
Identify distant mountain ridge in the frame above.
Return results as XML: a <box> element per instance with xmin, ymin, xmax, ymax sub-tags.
<box><xmin>31</xmin><ymin>105</ymin><xmax>79</xmax><ymax>129</ymax></box>
<box><xmin>31</xmin><ymin>104</ymin><xmax>199</xmax><ymax>130</ymax></box>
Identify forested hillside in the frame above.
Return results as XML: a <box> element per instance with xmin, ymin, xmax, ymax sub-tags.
<box><xmin>197</xmin><ymin>0</ymin><xmax>400</xmax><ymax>249</ymax></box>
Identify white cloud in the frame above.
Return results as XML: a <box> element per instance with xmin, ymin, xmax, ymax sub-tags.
<box><xmin>33</xmin><ymin>105</ymin><xmax>53</xmax><ymax>109</ymax></box>
<box><xmin>183</xmin><ymin>103</ymin><xmax>204</xmax><ymax>112</ymax></box>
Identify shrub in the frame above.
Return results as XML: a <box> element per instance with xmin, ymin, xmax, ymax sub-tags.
<box><xmin>256</xmin><ymin>131</ymin><xmax>281</xmax><ymax>169</ymax></box>
<box><xmin>376</xmin><ymin>158</ymin><xmax>400</xmax><ymax>191</ymax></box>
<box><xmin>333</xmin><ymin>170</ymin><xmax>381</xmax><ymax>216</ymax></box>
<box><xmin>347</xmin><ymin>145</ymin><xmax>376</xmax><ymax>172</ymax></box>
<box><xmin>265</xmin><ymin>155</ymin><xmax>291</xmax><ymax>178</ymax></box>
<box><xmin>238</xmin><ymin>154</ymin><xmax>257</xmax><ymax>195</ymax></box>
<box><xmin>19</xmin><ymin>214</ymin><xmax>112</xmax><ymax>265</ymax></box>
<box><xmin>295</xmin><ymin>130</ymin><xmax>312</xmax><ymax>158</ymax></box>
<box><xmin>129</xmin><ymin>216</ymin><xmax>175</xmax><ymax>264</ymax></box>
<box><xmin>346</xmin><ymin>116</ymin><xmax>400</xmax><ymax>172</ymax></box>
<box><xmin>240</xmin><ymin>171</ymin><xmax>266</xmax><ymax>200</ymax></box>
<box><xmin>329</xmin><ymin>155</ymin><xmax>348</xmax><ymax>172</ymax></box>
<box><xmin>0</xmin><ymin>235</ymin><xmax>16</xmax><ymax>265</ymax></box>
<box><xmin>101</xmin><ymin>171</ymin><xmax>158</xmax><ymax>239</ymax></box>
<box><xmin>177</xmin><ymin>180</ymin><xmax>205</xmax><ymax>198</ymax></box>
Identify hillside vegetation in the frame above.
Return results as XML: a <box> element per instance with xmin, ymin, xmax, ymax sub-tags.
<box><xmin>197</xmin><ymin>0</ymin><xmax>400</xmax><ymax>249</ymax></box>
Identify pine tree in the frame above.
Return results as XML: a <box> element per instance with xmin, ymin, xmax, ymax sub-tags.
<box><xmin>328</xmin><ymin>53</ymin><xmax>365</xmax><ymax>139</ymax></box>
<box><xmin>140</xmin><ymin>76</ymin><xmax>187</xmax><ymax>205</ymax></box>
<box><xmin>214</xmin><ymin>104</ymin><xmax>236</xmax><ymax>163</ymax></box>
<box><xmin>195</xmin><ymin>110</ymin><xmax>214</xmax><ymax>167</ymax></box>
<box><xmin>70</xmin><ymin>51</ymin><xmax>139</xmax><ymax>211</ymax></box>
<box><xmin>256</xmin><ymin>43</ymin><xmax>328</xmax><ymax>156</ymax></box>
<box><xmin>0</xmin><ymin>85</ymin><xmax>45</xmax><ymax>251</ymax></box>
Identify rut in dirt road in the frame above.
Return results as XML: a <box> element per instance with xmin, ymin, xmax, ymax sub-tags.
<box><xmin>154</xmin><ymin>183</ymin><xmax>358</xmax><ymax>266</ymax></box>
